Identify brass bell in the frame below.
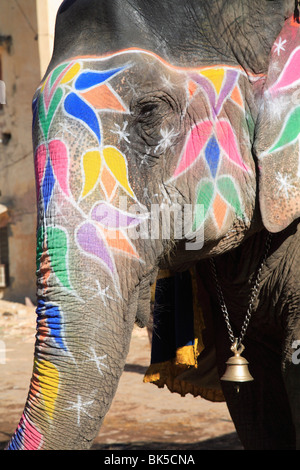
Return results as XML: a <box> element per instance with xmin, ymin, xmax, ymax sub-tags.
<box><xmin>221</xmin><ymin>339</ymin><xmax>254</xmax><ymax>383</ymax></box>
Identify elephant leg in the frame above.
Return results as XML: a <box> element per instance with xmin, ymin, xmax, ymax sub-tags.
<box><xmin>213</xmin><ymin>312</ymin><xmax>296</xmax><ymax>449</ymax></box>
<box><xmin>282</xmin><ymin>323</ymin><xmax>300</xmax><ymax>450</ymax></box>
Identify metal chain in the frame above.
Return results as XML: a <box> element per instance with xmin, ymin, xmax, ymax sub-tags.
<box><xmin>210</xmin><ymin>233</ymin><xmax>272</xmax><ymax>348</ymax></box>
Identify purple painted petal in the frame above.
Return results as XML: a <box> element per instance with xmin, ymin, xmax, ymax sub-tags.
<box><xmin>76</xmin><ymin>222</ymin><xmax>115</xmax><ymax>273</ymax></box>
<box><xmin>215</xmin><ymin>69</ymin><xmax>239</xmax><ymax>115</ymax></box>
<box><xmin>91</xmin><ymin>202</ymin><xmax>143</xmax><ymax>229</ymax></box>
<box><xmin>189</xmin><ymin>73</ymin><xmax>216</xmax><ymax>111</ymax></box>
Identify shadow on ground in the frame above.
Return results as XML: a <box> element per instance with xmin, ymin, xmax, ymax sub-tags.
<box><xmin>1</xmin><ymin>432</ymin><xmax>242</xmax><ymax>450</ymax></box>
<box><xmin>91</xmin><ymin>432</ymin><xmax>242</xmax><ymax>450</ymax></box>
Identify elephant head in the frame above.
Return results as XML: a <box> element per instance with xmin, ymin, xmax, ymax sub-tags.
<box><xmin>7</xmin><ymin>0</ymin><xmax>300</xmax><ymax>450</ymax></box>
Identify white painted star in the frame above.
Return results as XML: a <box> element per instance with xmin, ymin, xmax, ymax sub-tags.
<box><xmin>85</xmin><ymin>347</ymin><xmax>108</xmax><ymax>376</ymax></box>
<box><xmin>276</xmin><ymin>172</ymin><xmax>296</xmax><ymax>198</ymax></box>
<box><xmin>84</xmin><ymin>280</ymin><xmax>114</xmax><ymax>306</ymax></box>
<box><xmin>66</xmin><ymin>395</ymin><xmax>94</xmax><ymax>425</ymax></box>
<box><xmin>138</xmin><ymin>147</ymin><xmax>152</xmax><ymax>167</ymax></box>
<box><xmin>111</xmin><ymin>121</ymin><xmax>130</xmax><ymax>143</ymax></box>
<box><xmin>126</xmin><ymin>80</ymin><xmax>139</xmax><ymax>98</ymax></box>
<box><xmin>155</xmin><ymin>128</ymin><xmax>178</xmax><ymax>153</ymax></box>
<box><xmin>161</xmin><ymin>74</ymin><xmax>175</xmax><ymax>90</ymax></box>
<box><xmin>274</xmin><ymin>37</ymin><xmax>287</xmax><ymax>56</ymax></box>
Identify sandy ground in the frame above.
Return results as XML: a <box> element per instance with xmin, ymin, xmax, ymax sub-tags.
<box><xmin>0</xmin><ymin>300</ymin><xmax>242</xmax><ymax>450</ymax></box>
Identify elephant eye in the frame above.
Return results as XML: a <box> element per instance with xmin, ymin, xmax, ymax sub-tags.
<box><xmin>131</xmin><ymin>92</ymin><xmax>181</xmax><ymax>154</ymax></box>
<box><xmin>138</xmin><ymin>103</ymin><xmax>159</xmax><ymax>120</ymax></box>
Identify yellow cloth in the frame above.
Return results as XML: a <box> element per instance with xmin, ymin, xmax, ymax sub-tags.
<box><xmin>144</xmin><ymin>267</ymin><xmax>225</xmax><ymax>402</ymax></box>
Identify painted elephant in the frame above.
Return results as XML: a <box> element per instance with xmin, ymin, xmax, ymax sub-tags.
<box><xmin>6</xmin><ymin>0</ymin><xmax>300</xmax><ymax>450</ymax></box>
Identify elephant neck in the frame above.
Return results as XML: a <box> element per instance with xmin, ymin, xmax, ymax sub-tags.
<box><xmin>199</xmin><ymin>220</ymin><xmax>300</xmax><ymax>343</ymax></box>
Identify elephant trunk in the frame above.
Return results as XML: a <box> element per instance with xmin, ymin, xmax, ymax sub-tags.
<box><xmin>7</xmin><ymin>268</ymin><xmax>141</xmax><ymax>450</ymax></box>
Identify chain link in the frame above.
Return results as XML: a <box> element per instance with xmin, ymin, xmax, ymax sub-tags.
<box><xmin>210</xmin><ymin>233</ymin><xmax>272</xmax><ymax>348</ymax></box>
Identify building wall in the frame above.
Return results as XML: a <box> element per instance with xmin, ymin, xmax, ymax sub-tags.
<box><xmin>0</xmin><ymin>0</ymin><xmax>62</xmax><ymax>303</ymax></box>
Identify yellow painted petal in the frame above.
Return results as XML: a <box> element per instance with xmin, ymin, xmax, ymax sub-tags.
<box><xmin>61</xmin><ymin>62</ymin><xmax>81</xmax><ymax>84</ymax></box>
<box><xmin>102</xmin><ymin>146</ymin><xmax>134</xmax><ymax>198</ymax></box>
<box><xmin>36</xmin><ymin>360</ymin><xmax>59</xmax><ymax>420</ymax></box>
<box><xmin>81</xmin><ymin>150</ymin><xmax>102</xmax><ymax>198</ymax></box>
<box><xmin>200</xmin><ymin>68</ymin><xmax>225</xmax><ymax>95</ymax></box>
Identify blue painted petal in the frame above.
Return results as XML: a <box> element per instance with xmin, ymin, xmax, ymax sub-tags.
<box><xmin>36</xmin><ymin>300</ymin><xmax>67</xmax><ymax>351</ymax></box>
<box><xmin>42</xmin><ymin>158</ymin><xmax>55</xmax><ymax>212</ymax></box>
<box><xmin>205</xmin><ymin>135</ymin><xmax>220</xmax><ymax>178</ymax></box>
<box><xmin>75</xmin><ymin>67</ymin><xmax>124</xmax><ymax>90</ymax></box>
<box><xmin>64</xmin><ymin>92</ymin><xmax>101</xmax><ymax>143</ymax></box>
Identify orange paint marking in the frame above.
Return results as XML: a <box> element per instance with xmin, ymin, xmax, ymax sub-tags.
<box><xmin>101</xmin><ymin>165</ymin><xmax>117</xmax><ymax>199</ymax></box>
<box><xmin>230</xmin><ymin>85</ymin><xmax>244</xmax><ymax>108</ymax></box>
<box><xmin>213</xmin><ymin>193</ymin><xmax>228</xmax><ymax>229</ymax></box>
<box><xmin>102</xmin><ymin>227</ymin><xmax>139</xmax><ymax>258</ymax></box>
<box><xmin>80</xmin><ymin>84</ymin><xmax>126</xmax><ymax>111</ymax></box>
<box><xmin>188</xmin><ymin>80</ymin><xmax>198</xmax><ymax>97</ymax></box>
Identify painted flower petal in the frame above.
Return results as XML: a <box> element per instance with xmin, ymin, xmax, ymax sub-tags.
<box><xmin>46</xmin><ymin>226</ymin><xmax>72</xmax><ymax>290</ymax></box>
<box><xmin>74</xmin><ymin>67</ymin><xmax>125</xmax><ymax>91</ymax></box>
<box><xmin>102</xmin><ymin>146</ymin><xmax>135</xmax><ymax>197</ymax></box>
<box><xmin>268</xmin><ymin>106</ymin><xmax>300</xmax><ymax>153</ymax></box>
<box><xmin>205</xmin><ymin>135</ymin><xmax>220</xmax><ymax>178</ymax></box>
<box><xmin>101</xmin><ymin>166</ymin><xmax>117</xmax><ymax>200</ymax></box>
<box><xmin>81</xmin><ymin>150</ymin><xmax>102</xmax><ymax>198</ymax></box>
<box><xmin>35</xmin><ymin>144</ymin><xmax>47</xmax><ymax>202</ymax></box>
<box><xmin>48</xmin><ymin>140</ymin><xmax>70</xmax><ymax>197</ymax></box>
<box><xmin>173</xmin><ymin>121</ymin><xmax>213</xmax><ymax>179</ymax></box>
<box><xmin>36</xmin><ymin>300</ymin><xmax>67</xmax><ymax>352</ymax></box>
<box><xmin>192</xmin><ymin>180</ymin><xmax>215</xmax><ymax>231</ymax></box>
<box><xmin>217</xmin><ymin>176</ymin><xmax>244</xmax><ymax>219</ymax></box>
<box><xmin>189</xmin><ymin>73</ymin><xmax>217</xmax><ymax>110</ymax></box>
<box><xmin>215</xmin><ymin>69</ymin><xmax>239</xmax><ymax>115</ymax></box>
<box><xmin>34</xmin><ymin>359</ymin><xmax>59</xmax><ymax>420</ymax></box>
<box><xmin>80</xmin><ymin>84</ymin><xmax>126</xmax><ymax>112</ymax></box>
<box><xmin>50</xmin><ymin>63</ymin><xmax>70</xmax><ymax>88</ymax></box>
<box><xmin>42</xmin><ymin>158</ymin><xmax>55</xmax><ymax>212</ymax></box>
<box><xmin>103</xmin><ymin>227</ymin><xmax>139</xmax><ymax>258</ymax></box>
<box><xmin>91</xmin><ymin>201</ymin><xmax>144</xmax><ymax>229</ymax></box>
<box><xmin>7</xmin><ymin>414</ymin><xmax>43</xmax><ymax>450</ymax></box>
<box><xmin>39</xmin><ymin>87</ymin><xmax>63</xmax><ymax>138</ymax></box>
<box><xmin>216</xmin><ymin>120</ymin><xmax>250</xmax><ymax>172</ymax></box>
<box><xmin>60</xmin><ymin>62</ymin><xmax>81</xmax><ymax>84</ymax></box>
<box><xmin>64</xmin><ymin>92</ymin><xmax>101</xmax><ymax>143</ymax></box>
<box><xmin>76</xmin><ymin>222</ymin><xmax>115</xmax><ymax>274</ymax></box>
<box><xmin>269</xmin><ymin>46</ymin><xmax>300</xmax><ymax>94</ymax></box>
<box><xmin>36</xmin><ymin>225</ymin><xmax>45</xmax><ymax>271</ymax></box>
<box><xmin>213</xmin><ymin>193</ymin><xmax>228</xmax><ymax>229</ymax></box>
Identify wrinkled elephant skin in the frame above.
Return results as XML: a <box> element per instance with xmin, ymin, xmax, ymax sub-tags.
<box><xmin>6</xmin><ymin>0</ymin><xmax>300</xmax><ymax>450</ymax></box>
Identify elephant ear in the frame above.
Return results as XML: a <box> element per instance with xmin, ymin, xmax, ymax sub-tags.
<box><xmin>254</xmin><ymin>19</ymin><xmax>300</xmax><ymax>233</ymax></box>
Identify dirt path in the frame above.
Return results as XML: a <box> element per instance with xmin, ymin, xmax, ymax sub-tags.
<box><xmin>0</xmin><ymin>300</ymin><xmax>242</xmax><ymax>450</ymax></box>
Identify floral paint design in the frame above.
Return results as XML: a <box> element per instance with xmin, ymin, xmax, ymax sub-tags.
<box><xmin>11</xmin><ymin>28</ymin><xmax>300</xmax><ymax>446</ymax></box>
<box><xmin>30</xmin><ymin>53</ymin><xmax>251</xmax><ymax>439</ymax></box>
<box><xmin>7</xmin><ymin>413</ymin><xmax>43</xmax><ymax>450</ymax></box>
<box><xmin>171</xmin><ymin>65</ymin><xmax>248</xmax><ymax>231</ymax></box>
<box><xmin>255</xmin><ymin>19</ymin><xmax>300</xmax><ymax>231</ymax></box>
<box><xmin>34</xmin><ymin>60</ymin><xmax>142</xmax><ymax>295</ymax></box>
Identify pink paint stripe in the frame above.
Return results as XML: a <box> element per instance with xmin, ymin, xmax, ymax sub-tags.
<box><xmin>173</xmin><ymin>121</ymin><xmax>213</xmax><ymax>178</ymax></box>
<box><xmin>35</xmin><ymin>144</ymin><xmax>47</xmax><ymax>201</ymax></box>
<box><xmin>44</xmin><ymin>62</ymin><xmax>75</xmax><ymax>111</ymax></box>
<box><xmin>49</xmin><ymin>139</ymin><xmax>70</xmax><ymax>196</ymax></box>
<box><xmin>269</xmin><ymin>46</ymin><xmax>300</xmax><ymax>94</ymax></box>
<box><xmin>216</xmin><ymin>120</ymin><xmax>250</xmax><ymax>172</ymax></box>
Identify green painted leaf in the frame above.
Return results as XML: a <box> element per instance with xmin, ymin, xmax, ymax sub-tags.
<box><xmin>50</xmin><ymin>63</ymin><xmax>69</xmax><ymax>87</ymax></box>
<box><xmin>192</xmin><ymin>180</ymin><xmax>214</xmax><ymax>231</ymax></box>
<box><xmin>46</xmin><ymin>226</ymin><xmax>72</xmax><ymax>290</ymax></box>
<box><xmin>217</xmin><ymin>176</ymin><xmax>244</xmax><ymax>219</ymax></box>
<box><xmin>269</xmin><ymin>106</ymin><xmax>300</xmax><ymax>153</ymax></box>
<box><xmin>39</xmin><ymin>87</ymin><xmax>63</xmax><ymax>138</ymax></box>
<box><xmin>36</xmin><ymin>226</ymin><xmax>45</xmax><ymax>271</ymax></box>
